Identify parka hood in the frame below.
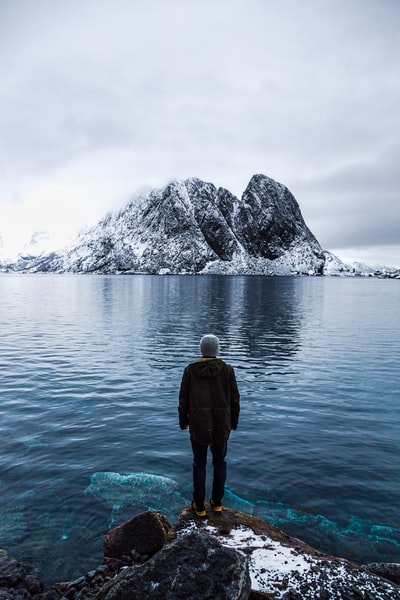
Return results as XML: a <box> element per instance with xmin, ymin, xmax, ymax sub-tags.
<box><xmin>189</xmin><ymin>358</ymin><xmax>226</xmax><ymax>379</ymax></box>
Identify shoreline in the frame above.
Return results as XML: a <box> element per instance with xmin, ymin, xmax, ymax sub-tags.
<box><xmin>1</xmin><ymin>507</ymin><xmax>399</xmax><ymax>599</ymax></box>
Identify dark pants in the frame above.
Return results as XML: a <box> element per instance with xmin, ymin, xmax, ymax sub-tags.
<box><xmin>190</xmin><ymin>437</ymin><xmax>227</xmax><ymax>508</ymax></box>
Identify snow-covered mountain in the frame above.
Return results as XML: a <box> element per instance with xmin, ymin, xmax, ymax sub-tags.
<box><xmin>2</xmin><ymin>174</ymin><xmax>398</xmax><ymax>277</ymax></box>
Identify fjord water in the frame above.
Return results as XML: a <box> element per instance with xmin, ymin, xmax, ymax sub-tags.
<box><xmin>0</xmin><ymin>274</ymin><xmax>399</xmax><ymax>582</ymax></box>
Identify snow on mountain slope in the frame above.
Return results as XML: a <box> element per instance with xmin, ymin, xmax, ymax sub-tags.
<box><xmin>1</xmin><ymin>174</ymin><xmax>384</xmax><ymax>276</ymax></box>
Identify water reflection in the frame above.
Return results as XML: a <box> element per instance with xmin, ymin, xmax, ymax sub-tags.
<box><xmin>95</xmin><ymin>275</ymin><xmax>304</xmax><ymax>366</ymax></box>
<box><xmin>91</xmin><ymin>275</ymin><xmax>306</xmax><ymax>408</ymax></box>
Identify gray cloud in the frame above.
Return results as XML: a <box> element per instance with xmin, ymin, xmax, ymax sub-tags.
<box><xmin>0</xmin><ymin>0</ymin><xmax>399</xmax><ymax>265</ymax></box>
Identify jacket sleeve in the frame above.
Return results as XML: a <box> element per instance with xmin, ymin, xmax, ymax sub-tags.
<box><xmin>229</xmin><ymin>367</ymin><xmax>240</xmax><ymax>430</ymax></box>
<box><xmin>178</xmin><ymin>366</ymin><xmax>190</xmax><ymax>429</ymax></box>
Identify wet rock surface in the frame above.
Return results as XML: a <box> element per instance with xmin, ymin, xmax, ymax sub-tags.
<box><xmin>1</xmin><ymin>508</ymin><xmax>400</xmax><ymax>599</ymax></box>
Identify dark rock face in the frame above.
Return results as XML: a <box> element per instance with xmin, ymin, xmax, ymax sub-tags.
<box><xmin>97</xmin><ymin>529</ymin><xmax>251</xmax><ymax>600</ymax></box>
<box><xmin>103</xmin><ymin>510</ymin><xmax>172</xmax><ymax>562</ymax></box>
<box><xmin>6</xmin><ymin>174</ymin><xmax>330</xmax><ymax>275</ymax></box>
<box><xmin>0</xmin><ymin>549</ymin><xmax>43</xmax><ymax>599</ymax></box>
<box><xmin>185</xmin><ymin>179</ymin><xmax>241</xmax><ymax>261</ymax></box>
<box><xmin>234</xmin><ymin>174</ymin><xmax>321</xmax><ymax>260</ymax></box>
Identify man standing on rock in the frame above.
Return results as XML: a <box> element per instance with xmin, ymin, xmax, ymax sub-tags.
<box><xmin>179</xmin><ymin>334</ymin><xmax>240</xmax><ymax>517</ymax></box>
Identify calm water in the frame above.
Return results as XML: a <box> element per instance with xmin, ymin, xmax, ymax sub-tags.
<box><xmin>0</xmin><ymin>274</ymin><xmax>399</xmax><ymax>583</ymax></box>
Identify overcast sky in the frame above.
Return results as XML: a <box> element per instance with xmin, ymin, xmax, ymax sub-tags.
<box><xmin>0</xmin><ymin>0</ymin><xmax>399</xmax><ymax>266</ymax></box>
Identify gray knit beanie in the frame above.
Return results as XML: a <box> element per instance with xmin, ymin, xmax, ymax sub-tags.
<box><xmin>200</xmin><ymin>334</ymin><xmax>220</xmax><ymax>357</ymax></box>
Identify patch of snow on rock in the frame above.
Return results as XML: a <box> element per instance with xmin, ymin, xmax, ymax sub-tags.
<box><xmin>203</xmin><ymin>524</ymin><xmax>399</xmax><ymax>599</ymax></box>
<box><xmin>206</xmin><ymin>524</ymin><xmax>312</xmax><ymax>594</ymax></box>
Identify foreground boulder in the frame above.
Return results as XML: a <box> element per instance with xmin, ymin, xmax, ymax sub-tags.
<box><xmin>97</xmin><ymin>528</ymin><xmax>250</xmax><ymax>599</ymax></box>
<box><xmin>103</xmin><ymin>509</ymin><xmax>172</xmax><ymax>562</ymax></box>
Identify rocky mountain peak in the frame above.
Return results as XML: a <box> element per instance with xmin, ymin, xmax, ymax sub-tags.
<box><xmin>235</xmin><ymin>173</ymin><xmax>319</xmax><ymax>260</ymax></box>
<box><xmin>2</xmin><ymin>173</ymin><xmax>353</xmax><ymax>276</ymax></box>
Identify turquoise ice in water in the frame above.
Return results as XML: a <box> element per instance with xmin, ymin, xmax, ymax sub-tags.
<box><xmin>0</xmin><ymin>274</ymin><xmax>399</xmax><ymax>583</ymax></box>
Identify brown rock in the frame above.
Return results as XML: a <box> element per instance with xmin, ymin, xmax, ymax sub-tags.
<box><xmin>103</xmin><ymin>510</ymin><xmax>172</xmax><ymax>561</ymax></box>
